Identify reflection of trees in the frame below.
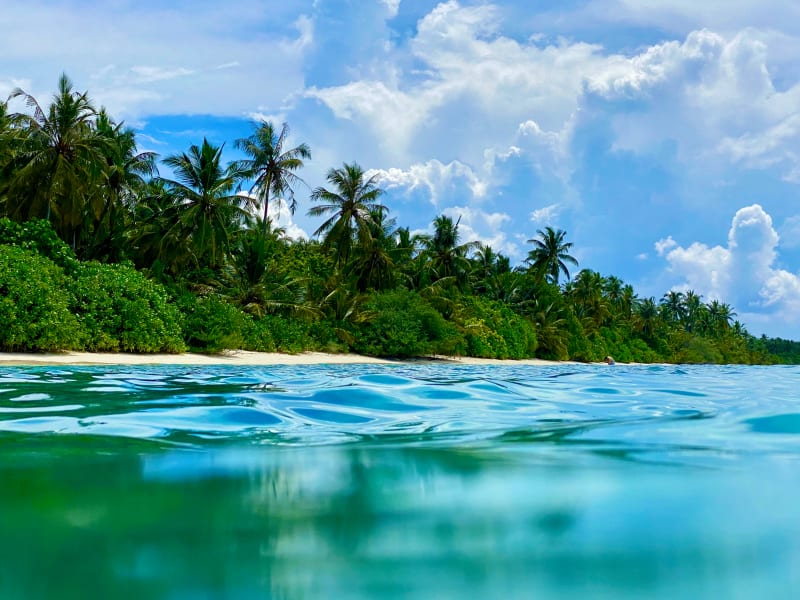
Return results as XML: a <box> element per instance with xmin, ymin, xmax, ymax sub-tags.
<box><xmin>0</xmin><ymin>440</ymin><xmax>581</xmax><ymax>598</ymax></box>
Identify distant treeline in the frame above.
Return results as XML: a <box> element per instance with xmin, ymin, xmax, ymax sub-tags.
<box><xmin>0</xmin><ymin>75</ymin><xmax>791</xmax><ymax>363</ymax></box>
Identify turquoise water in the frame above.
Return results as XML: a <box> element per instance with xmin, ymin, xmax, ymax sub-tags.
<box><xmin>0</xmin><ymin>363</ymin><xmax>799</xmax><ymax>599</ymax></box>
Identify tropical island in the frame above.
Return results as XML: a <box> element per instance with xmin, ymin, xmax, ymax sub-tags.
<box><xmin>1</xmin><ymin>75</ymin><xmax>798</xmax><ymax>364</ymax></box>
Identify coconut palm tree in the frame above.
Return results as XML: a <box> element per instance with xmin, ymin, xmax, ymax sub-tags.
<box><xmin>88</xmin><ymin>109</ymin><xmax>158</xmax><ymax>260</ymax></box>
<box><xmin>660</xmin><ymin>290</ymin><xmax>686</xmax><ymax>324</ymax></box>
<box><xmin>235</xmin><ymin>121</ymin><xmax>310</xmax><ymax>235</ymax></box>
<box><xmin>634</xmin><ymin>297</ymin><xmax>661</xmax><ymax>340</ymax></box>
<box><xmin>4</xmin><ymin>74</ymin><xmax>108</xmax><ymax>248</ymax></box>
<box><xmin>707</xmin><ymin>300</ymin><xmax>736</xmax><ymax>335</ymax></box>
<box><xmin>126</xmin><ymin>179</ymin><xmax>191</xmax><ymax>278</ymax></box>
<box><xmin>160</xmin><ymin>138</ymin><xmax>251</xmax><ymax>271</ymax></box>
<box><xmin>307</xmin><ymin>162</ymin><xmax>386</xmax><ymax>268</ymax></box>
<box><xmin>346</xmin><ymin>207</ymin><xmax>399</xmax><ymax>292</ymax></box>
<box><xmin>421</xmin><ymin>214</ymin><xmax>478</xmax><ymax>289</ymax></box>
<box><xmin>569</xmin><ymin>269</ymin><xmax>610</xmax><ymax>333</ymax></box>
<box><xmin>525</xmin><ymin>226</ymin><xmax>578</xmax><ymax>285</ymax></box>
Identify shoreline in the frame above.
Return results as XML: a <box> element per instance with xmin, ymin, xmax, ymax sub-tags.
<box><xmin>0</xmin><ymin>350</ymin><xmax>571</xmax><ymax>367</ymax></box>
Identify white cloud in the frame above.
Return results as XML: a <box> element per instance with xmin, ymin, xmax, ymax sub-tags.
<box><xmin>271</xmin><ymin>198</ymin><xmax>310</xmax><ymax>241</ymax></box>
<box><xmin>381</xmin><ymin>0</ymin><xmax>401</xmax><ymax>18</ymax></box>
<box><xmin>580</xmin><ymin>0</ymin><xmax>800</xmax><ymax>38</ymax></box>
<box><xmin>586</xmin><ymin>28</ymin><xmax>800</xmax><ymax>179</ymax></box>
<box><xmin>530</xmin><ymin>204</ymin><xmax>561</xmax><ymax>225</ymax></box>
<box><xmin>307</xmin><ymin>0</ymin><xmax>609</xmax><ymax>167</ymax></box>
<box><xmin>655</xmin><ymin>236</ymin><xmax>678</xmax><ymax>256</ymax></box>
<box><xmin>369</xmin><ymin>159</ymin><xmax>488</xmax><ymax>206</ymax></box>
<box><xmin>0</xmin><ymin>0</ymin><xmax>312</xmax><ymax>120</ymax></box>
<box><xmin>439</xmin><ymin>206</ymin><xmax>519</xmax><ymax>258</ymax></box>
<box><xmin>658</xmin><ymin>204</ymin><xmax>800</xmax><ymax>329</ymax></box>
<box><xmin>238</xmin><ymin>192</ymin><xmax>309</xmax><ymax>240</ymax></box>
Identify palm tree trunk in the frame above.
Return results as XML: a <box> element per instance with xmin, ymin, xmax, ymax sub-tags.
<box><xmin>262</xmin><ymin>176</ymin><xmax>272</xmax><ymax>237</ymax></box>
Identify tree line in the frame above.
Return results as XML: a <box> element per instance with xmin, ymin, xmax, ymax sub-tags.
<box><xmin>0</xmin><ymin>74</ymin><xmax>795</xmax><ymax>363</ymax></box>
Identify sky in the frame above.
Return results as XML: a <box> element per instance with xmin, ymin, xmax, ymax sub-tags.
<box><xmin>2</xmin><ymin>0</ymin><xmax>800</xmax><ymax>338</ymax></box>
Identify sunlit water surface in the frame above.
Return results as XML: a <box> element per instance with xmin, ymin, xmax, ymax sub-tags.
<box><xmin>1</xmin><ymin>363</ymin><xmax>799</xmax><ymax>599</ymax></box>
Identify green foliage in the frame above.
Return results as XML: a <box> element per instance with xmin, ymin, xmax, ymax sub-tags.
<box><xmin>69</xmin><ymin>261</ymin><xmax>185</xmax><ymax>352</ymax></box>
<box><xmin>759</xmin><ymin>336</ymin><xmax>800</xmax><ymax>364</ymax></box>
<box><xmin>353</xmin><ymin>289</ymin><xmax>461</xmax><ymax>357</ymax></box>
<box><xmin>253</xmin><ymin>315</ymin><xmax>313</xmax><ymax>354</ymax></box>
<box><xmin>0</xmin><ymin>246</ymin><xmax>83</xmax><ymax>351</ymax></box>
<box><xmin>0</xmin><ymin>218</ymin><xmax>79</xmax><ymax>272</ymax></box>
<box><xmin>453</xmin><ymin>296</ymin><xmax>537</xmax><ymax>359</ymax></box>
<box><xmin>0</xmin><ymin>75</ymin><xmax>794</xmax><ymax>363</ymax></box>
<box><xmin>669</xmin><ymin>332</ymin><xmax>724</xmax><ymax>364</ymax></box>
<box><xmin>177</xmin><ymin>293</ymin><xmax>253</xmax><ymax>353</ymax></box>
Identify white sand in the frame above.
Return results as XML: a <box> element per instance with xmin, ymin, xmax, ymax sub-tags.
<box><xmin>0</xmin><ymin>350</ymin><xmax>568</xmax><ymax>367</ymax></box>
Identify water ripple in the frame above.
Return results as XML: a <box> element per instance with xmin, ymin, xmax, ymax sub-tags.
<box><xmin>0</xmin><ymin>364</ymin><xmax>798</xmax><ymax>466</ymax></box>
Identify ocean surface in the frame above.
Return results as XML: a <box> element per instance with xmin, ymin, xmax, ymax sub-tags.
<box><xmin>0</xmin><ymin>363</ymin><xmax>798</xmax><ymax>599</ymax></box>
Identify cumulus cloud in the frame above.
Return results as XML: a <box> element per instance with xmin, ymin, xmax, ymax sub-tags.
<box><xmin>657</xmin><ymin>204</ymin><xmax>800</xmax><ymax>328</ymax></box>
<box><xmin>369</xmin><ymin>159</ymin><xmax>488</xmax><ymax>206</ymax></box>
<box><xmin>238</xmin><ymin>192</ymin><xmax>309</xmax><ymax>240</ymax></box>
<box><xmin>586</xmin><ymin>28</ymin><xmax>800</xmax><ymax>179</ymax></box>
<box><xmin>271</xmin><ymin>198</ymin><xmax>310</xmax><ymax>241</ymax></box>
<box><xmin>439</xmin><ymin>206</ymin><xmax>519</xmax><ymax>258</ymax></box>
<box><xmin>306</xmin><ymin>0</ymin><xmax>608</xmax><ymax>167</ymax></box>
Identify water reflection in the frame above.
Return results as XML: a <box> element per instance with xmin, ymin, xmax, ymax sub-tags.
<box><xmin>0</xmin><ymin>439</ymin><xmax>799</xmax><ymax>599</ymax></box>
<box><xmin>2</xmin><ymin>364</ymin><xmax>800</xmax><ymax>598</ymax></box>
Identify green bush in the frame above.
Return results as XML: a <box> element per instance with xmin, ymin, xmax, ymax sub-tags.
<box><xmin>669</xmin><ymin>332</ymin><xmax>724</xmax><ymax>364</ymax></box>
<box><xmin>453</xmin><ymin>296</ymin><xmax>537</xmax><ymax>359</ymax></box>
<box><xmin>243</xmin><ymin>318</ymin><xmax>277</xmax><ymax>353</ymax></box>
<box><xmin>69</xmin><ymin>261</ymin><xmax>185</xmax><ymax>353</ymax></box>
<box><xmin>178</xmin><ymin>293</ymin><xmax>253</xmax><ymax>353</ymax></box>
<box><xmin>251</xmin><ymin>315</ymin><xmax>311</xmax><ymax>354</ymax></box>
<box><xmin>0</xmin><ymin>246</ymin><xmax>83</xmax><ymax>351</ymax></box>
<box><xmin>352</xmin><ymin>289</ymin><xmax>460</xmax><ymax>357</ymax></box>
<box><xmin>0</xmin><ymin>218</ymin><xmax>79</xmax><ymax>273</ymax></box>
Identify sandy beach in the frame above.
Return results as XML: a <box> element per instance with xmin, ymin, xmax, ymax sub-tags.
<box><xmin>0</xmin><ymin>351</ymin><xmax>568</xmax><ymax>367</ymax></box>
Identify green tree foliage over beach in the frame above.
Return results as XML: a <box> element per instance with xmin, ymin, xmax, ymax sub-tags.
<box><xmin>0</xmin><ymin>76</ymin><xmax>792</xmax><ymax>362</ymax></box>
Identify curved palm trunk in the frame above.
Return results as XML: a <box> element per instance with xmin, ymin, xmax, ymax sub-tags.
<box><xmin>262</xmin><ymin>180</ymin><xmax>271</xmax><ymax>236</ymax></box>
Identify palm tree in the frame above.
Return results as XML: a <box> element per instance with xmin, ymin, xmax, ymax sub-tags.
<box><xmin>472</xmin><ymin>243</ymin><xmax>499</xmax><ymax>294</ymax></box>
<box><xmin>421</xmin><ymin>214</ymin><xmax>477</xmax><ymax>289</ymax></box>
<box><xmin>160</xmin><ymin>138</ymin><xmax>251</xmax><ymax>271</ymax></box>
<box><xmin>634</xmin><ymin>297</ymin><xmax>660</xmax><ymax>340</ymax></box>
<box><xmin>347</xmin><ymin>206</ymin><xmax>399</xmax><ymax>292</ymax></box>
<box><xmin>569</xmin><ymin>269</ymin><xmax>610</xmax><ymax>333</ymax></box>
<box><xmin>88</xmin><ymin>109</ymin><xmax>158</xmax><ymax>260</ymax></box>
<box><xmin>682</xmin><ymin>290</ymin><xmax>705</xmax><ymax>333</ymax></box>
<box><xmin>127</xmin><ymin>179</ymin><xmax>192</xmax><ymax>278</ymax></box>
<box><xmin>660</xmin><ymin>290</ymin><xmax>686</xmax><ymax>324</ymax></box>
<box><xmin>307</xmin><ymin>162</ymin><xmax>386</xmax><ymax>268</ymax></box>
<box><xmin>235</xmin><ymin>121</ymin><xmax>310</xmax><ymax>235</ymax></box>
<box><xmin>525</xmin><ymin>226</ymin><xmax>578</xmax><ymax>285</ymax></box>
<box><xmin>4</xmin><ymin>74</ymin><xmax>108</xmax><ymax>248</ymax></box>
<box><xmin>707</xmin><ymin>300</ymin><xmax>736</xmax><ymax>335</ymax></box>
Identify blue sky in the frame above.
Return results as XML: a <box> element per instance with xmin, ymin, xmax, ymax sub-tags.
<box><xmin>3</xmin><ymin>0</ymin><xmax>800</xmax><ymax>338</ymax></box>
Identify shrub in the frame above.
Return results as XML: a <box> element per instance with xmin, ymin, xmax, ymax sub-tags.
<box><xmin>352</xmin><ymin>289</ymin><xmax>459</xmax><ymax>357</ymax></box>
<box><xmin>0</xmin><ymin>246</ymin><xmax>83</xmax><ymax>351</ymax></box>
<box><xmin>670</xmin><ymin>333</ymin><xmax>724</xmax><ymax>364</ymax></box>
<box><xmin>453</xmin><ymin>296</ymin><xmax>537</xmax><ymax>359</ymax></box>
<box><xmin>177</xmin><ymin>293</ymin><xmax>254</xmax><ymax>353</ymax></box>
<box><xmin>0</xmin><ymin>218</ymin><xmax>79</xmax><ymax>273</ymax></box>
<box><xmin>251</xmin><ymin>315</ymin><xmax>312</xmax><ymax>354</ymax></box>
<box><xmin>69</xmin><ymin>261</ymin><xmax>186</xmax><ymax>353</ymax></box>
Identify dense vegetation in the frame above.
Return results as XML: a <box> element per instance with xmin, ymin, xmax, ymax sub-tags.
<box><xmin>0</xmin><ymin>75</ymin><xmax>793</xmax><ymax>363</ymax></box>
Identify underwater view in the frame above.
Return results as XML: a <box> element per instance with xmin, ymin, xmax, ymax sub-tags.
<box><xmin>1</xmin><ymin>363</ymin><xmax>799</xmax><ymax>599</ymax></box>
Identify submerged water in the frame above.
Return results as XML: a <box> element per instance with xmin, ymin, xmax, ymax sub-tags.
<box><xmin>0</xmin><ymin>363</ymin><xmax>799</xmax><ymax>599</ymax></box>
